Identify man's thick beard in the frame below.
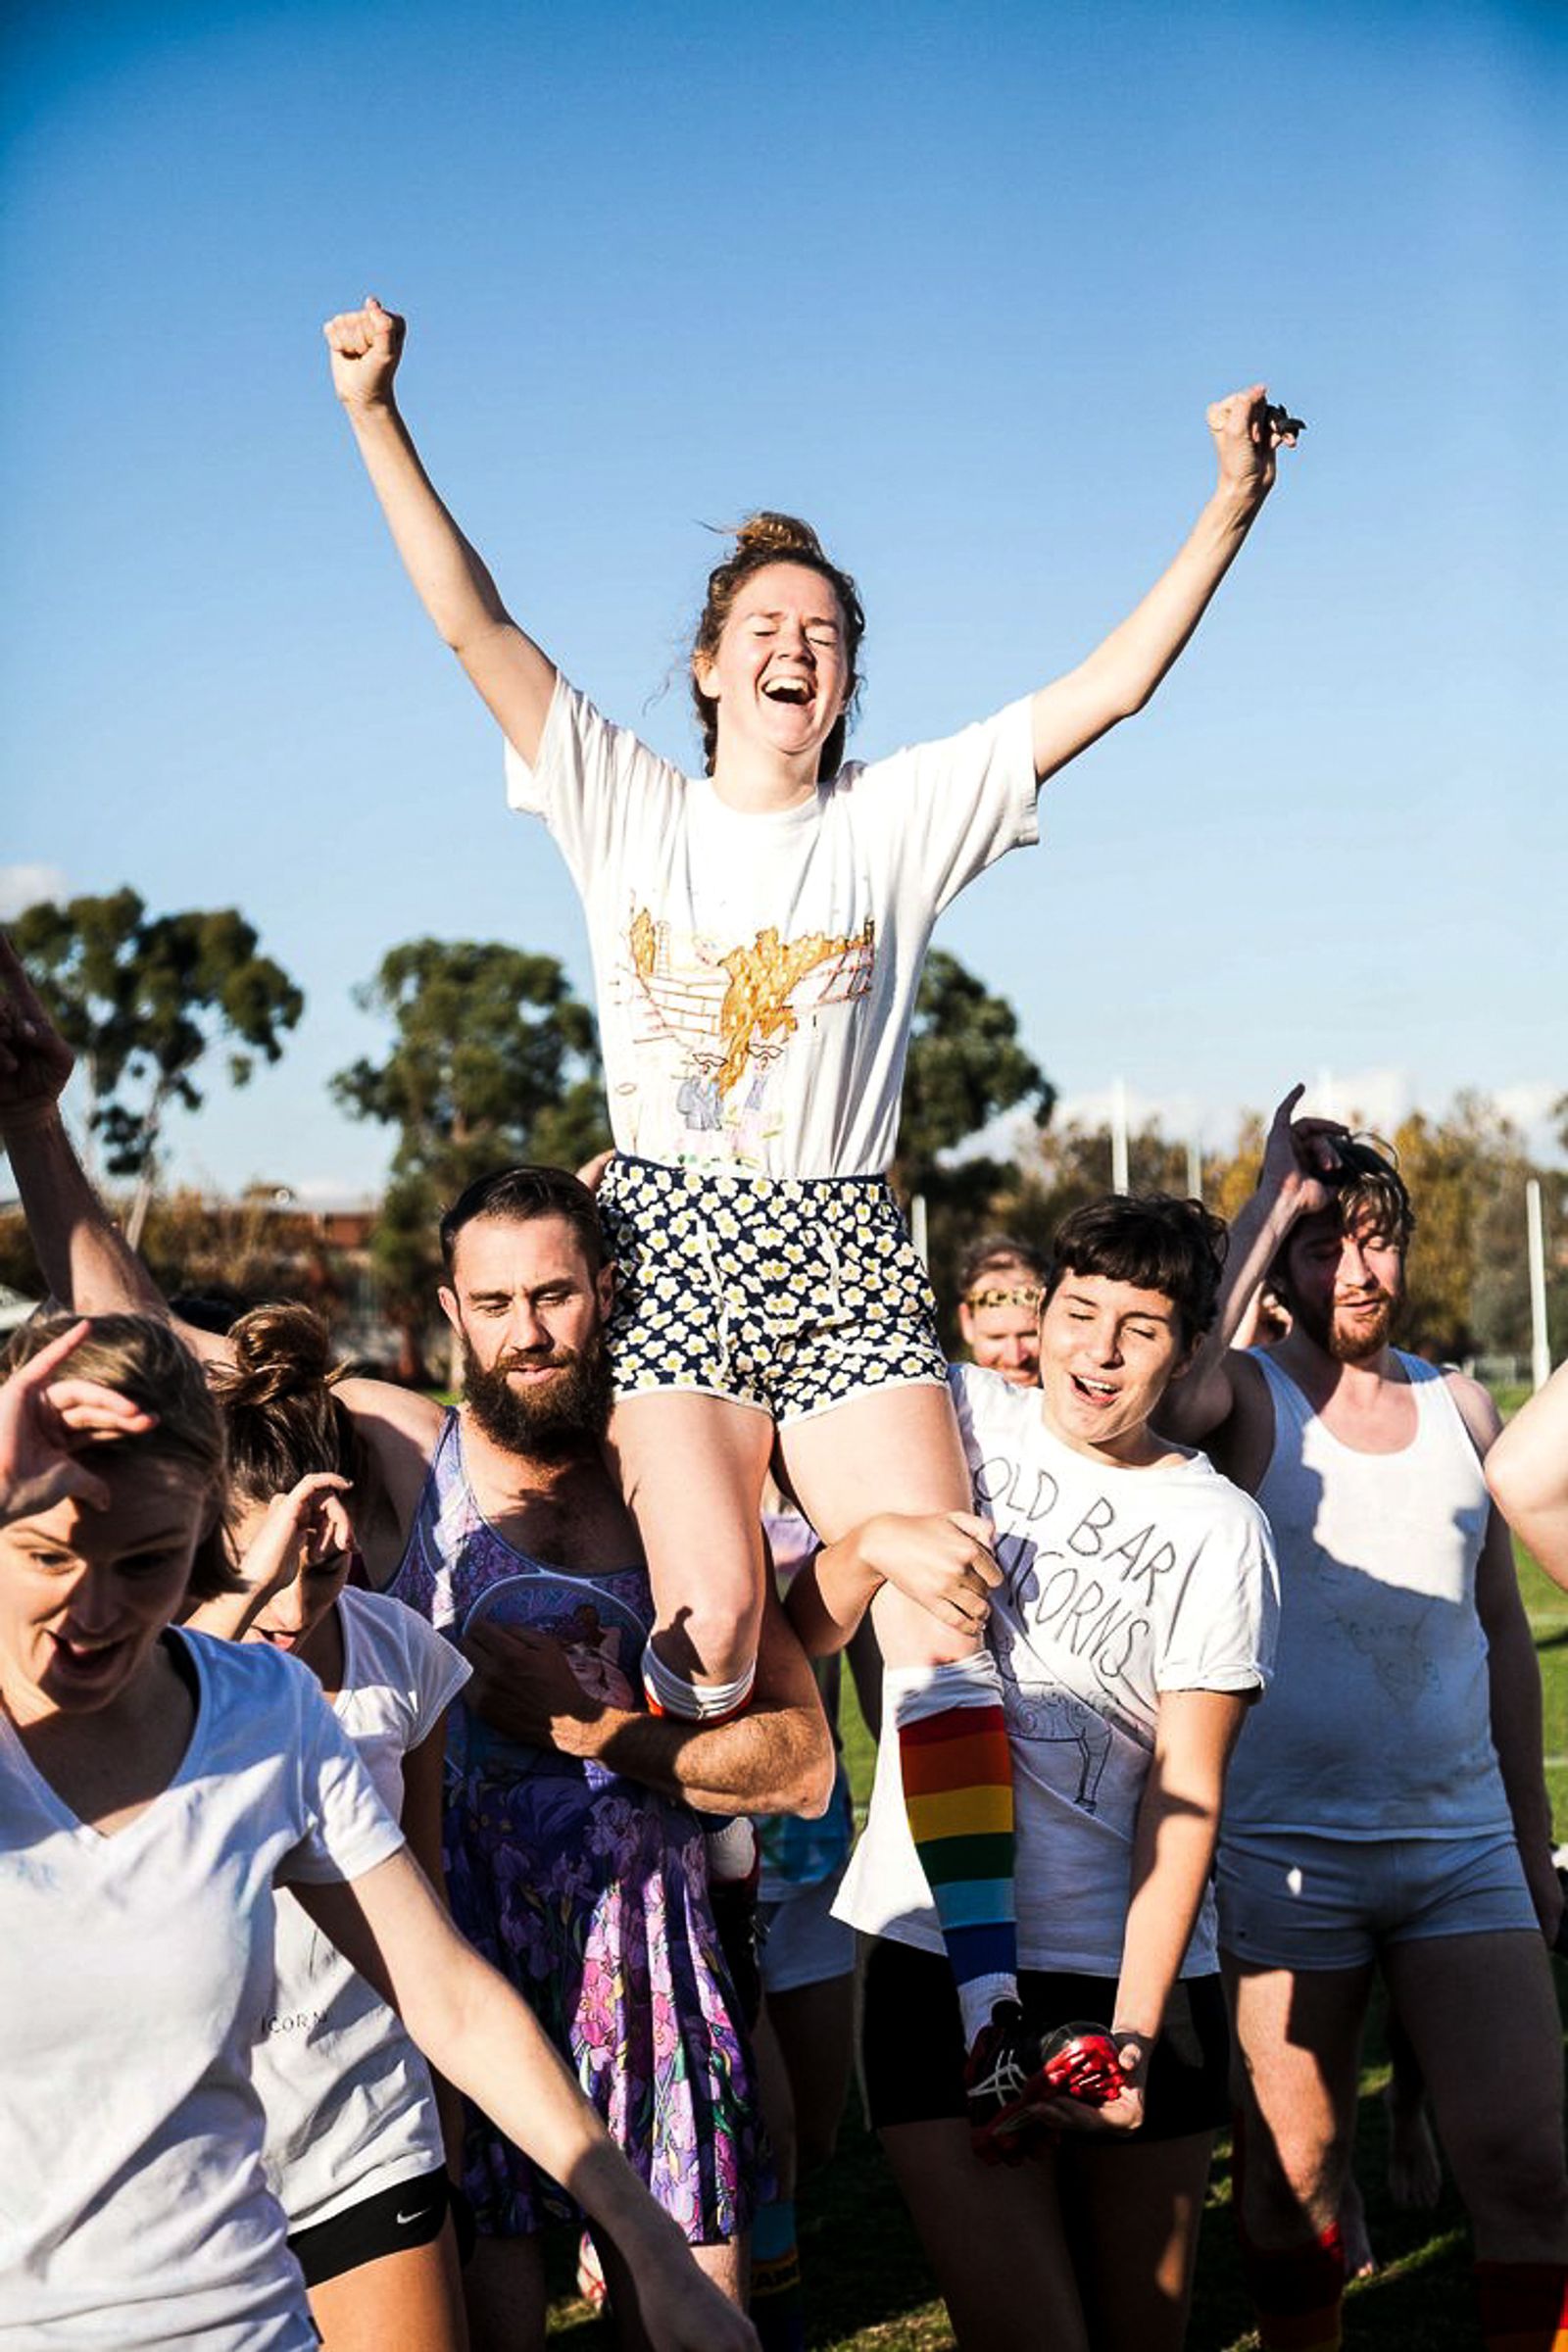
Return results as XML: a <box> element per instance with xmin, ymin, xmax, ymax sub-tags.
<box><xmin>1296</xmin><ymin>1289</ymin><xmax>1400</xmax><ymax>1364</ymax></box>
<box><xmin>462</xmin><ymin>1336</ymin><xmax>612</xmax><ymax>1459</ymax></box>
<box><xmin>1329</xmin><ymin>1292</ymin><xmax>1398</xmax><ymax>1363</ymax></box>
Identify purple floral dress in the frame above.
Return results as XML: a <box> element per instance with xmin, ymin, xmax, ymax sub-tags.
<box><xmin>388</xmin><ymin>1410</ymin><xmax>764</xmax><ymax>2243</ymax></box>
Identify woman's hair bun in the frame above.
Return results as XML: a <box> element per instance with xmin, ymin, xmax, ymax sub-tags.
<box><xmin>731</xmin><ymin>512</ymin><xmax>827</xmax><ymax>563</ymax></box>
<box><xmin>219</xmin><ymin>1301</ymin><xmax>337</xmax><ymax>1408</ymax></box>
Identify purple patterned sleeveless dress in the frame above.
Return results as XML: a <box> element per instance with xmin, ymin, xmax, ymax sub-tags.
<box><xmin>387</xmin><ymin>1410</ymin><xmax>764</xmax><ymax>2242</ymax></box>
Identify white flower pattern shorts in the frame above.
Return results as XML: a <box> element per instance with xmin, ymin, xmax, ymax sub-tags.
<box><xmin>598</xmin><ymin>1156</ymin><xmax>947</xmax><ymax>1423</ymax></box>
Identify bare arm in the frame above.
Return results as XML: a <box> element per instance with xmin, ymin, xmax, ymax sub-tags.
<box><xmin>1157</xmin><ymin>1085</ymin><xmax>1348</xmax><ymax>1447</ymax></box>
<box><xmin>323</xmin><ymin>298</ymin><xmax>558</xmax><ymax>764</ymax></box>
<box><xmin>183</xmin><ymin>1474</ymin><xmax>352</xmax><ymax>1642</ymax></box>
<box><xmin>1487</xmin><ymin>1359</ymin><xmax>1568</xmax><ymax>1594</ymax></box>
<box><xmin>461</xmin><ymin>1590</ymin><xmax>837</xmax><ymax>1817</ymax></box>
<box><xmin>1115</xmin><ymin>1689</ymin><xmax>1251</xmax><ymax>2049</ymax></box>
<box><xmin>0</xmin><ymin>1321</ymin><xmax>156</xmax><ymax>1522</ymax></box>
<box><xmin>0</xmin><ymin>936</ymin><xmax>238</xmax><ymax>1363</ymax></box>
<box><xmin>1457</xmin><ymin>1376</ymin><xmax>1562</xmax><ymax>1943</ymax></box>
<box><xmin>1028</xmin><ymin>386</ymin><xmax>1298</xmax><ymax>784</ymax></box>
<box><xmin>1032</xmin><ymin>1686</ymin><xmax>1253</xmax><ymax>2137</ymax></box>
<box><xmin>296</xmin><ymin>1851</ymin><xmax>757</xmax><ymax>2351</ymax></box>
<box><xmin>784</xmin><ymin>1509</ymin><xmax>1001</xmax><ymax>1658</ymax></box>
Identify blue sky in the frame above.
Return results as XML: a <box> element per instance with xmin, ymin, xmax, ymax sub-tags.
<box><xmin>4</xmin><ymin>0</ymin><xmax>1563</xmax><ymax>1200</ymax></box>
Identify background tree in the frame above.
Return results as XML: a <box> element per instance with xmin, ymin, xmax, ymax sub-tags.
<box><xmin>891</xmin><ymin>949</ymin><xmax>1054</xmax><ymax>1342</ymax></box>
<box><xmin>11</xmin><ymin>890</ymin><xmax>303</xmax><ymax>1245</ymax></box>
<box><xmin>984</xmin><ymin>1117</ymin><xmax>1202</xmax><ymax>1312</ymax></box>
<box><xmin>1392</xmin><ymin>1097</ymin><xmax>1563</xmax><ymax>1364</ymax></box>
<box><xmin>332</xmin><ymin>938</ymin><xmax>609</xmax><ymax>1380</ymax></box>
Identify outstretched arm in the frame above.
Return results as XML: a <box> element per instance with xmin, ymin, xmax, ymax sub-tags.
<box><xmin>1487</xmin><ymin>1360</ymin><xmax>1568</xmax><ymax>1593</ymax></box>
<box><xmin>0</xmin><ymin>936</ymin><xmax>220</xmax><ymax>1347</ymax></box>
<box><xmin>1028</xmin><ymin>386</ymin><xmax>1298</xmax><ymax>784</ymax></box>
<box><xmin>1157</xmin><ymin>1084</ymin><xmax>1347</xmax><ymax>1446</ymax></box>
<box><xmin>0</xmin><ymin>937</ymin><xmax>442</xmax><ymax>1570</ymax></box>
<box><xmin>323</xmin><ymin>296</ymin><xmax>559</xmax><ymax>763</ymax></box>
<box><xmin>461</xmin><ymin>1590</ymin><xmax>837</xmax><ymax>1817</ymax></box>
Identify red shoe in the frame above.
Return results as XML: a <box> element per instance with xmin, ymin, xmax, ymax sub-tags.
<box><xmin>965</xmin><ymin>2008</ymin><xmax>1124</xmax><ymax>2162</ymax></box>
<box><xmin>1038</xmin><ymin>2020</ymin><xmax>1124</xmax><ymax>2106</ymax></box>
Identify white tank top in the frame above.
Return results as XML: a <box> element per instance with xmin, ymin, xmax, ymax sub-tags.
<box><xmin>1221</xmin><ymin>1349</ymin><xmax>1511</xmax><ymax>1840</ymax></box>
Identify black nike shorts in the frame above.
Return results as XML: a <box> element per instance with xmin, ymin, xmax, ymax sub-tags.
<box><xmin>286</xmin><ymin>2164</ymin><xmax>452</xmax><ymax>2287</ymax></box>
<box><xmin>861</xmin><ymin>1938</ymin><xmax>1231</xmax><ymax>2142</ymax></box>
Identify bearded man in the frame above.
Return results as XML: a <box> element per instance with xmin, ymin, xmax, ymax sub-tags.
<box><xmin>361</xmin><ymin>1163</ymin><xmax>826</xmax><ymax>2344</ymax></box>
<box><xmin>1161</xmin><ymin>1090</ymin><xmax>1568</xmax><ymax>2352</ymax></box>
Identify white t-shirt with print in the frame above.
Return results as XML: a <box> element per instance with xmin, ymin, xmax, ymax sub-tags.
<box><xmin>836</xmin><ymin>1364</ymin><xmax>1279</xmax><ymax>1976</ymax></box>
<box><xmin>254</xmin><ymin>1589</ymin><xmax>470</xmax><ymax>2231</ymax></box>
<box><xmin>0</xmin><ymin>1630</ymin><xmax>405</xmax><ymax>2349</ymax></box>
<box><xmin>506</xmin><ymin>679</ymin><xmax>1039</xmax><ymax>1176</ymax></box>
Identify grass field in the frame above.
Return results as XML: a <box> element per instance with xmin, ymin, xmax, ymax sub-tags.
<box><xmin>539</xmin><ymin>1531</ymin><xmax>1568</xmax><ymax>2347</ymax></box>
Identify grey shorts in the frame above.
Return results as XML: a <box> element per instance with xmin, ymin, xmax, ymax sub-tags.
<box><xmin>760</xmin><ymin>1868</ymin><xmax>857</xmax><ymax>1996</ymax></box>
<box><xmin>598</xmin><ymin>1155</ymin><xmax>947</xmax><ymax>1424</ymax></box>
<box><xmin>1216</xmin><ymin>1827</ymin><xmax>1537</xmax><ymax>1971</ymax></box>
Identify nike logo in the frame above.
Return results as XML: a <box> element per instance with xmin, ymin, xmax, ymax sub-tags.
<box><xmin>396</xmin><ymin>2206</ymin><xmax>428</xmax><ymax>2226</ymax></box>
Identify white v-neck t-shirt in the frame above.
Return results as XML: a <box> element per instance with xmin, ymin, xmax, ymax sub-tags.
<box><xmin>0</xmin><ymin>1628</ymin><xmax>405</xmax><ymax>2348</ymax></box>
<box><xmin>254</xmin><ymin>1589</ymin><xmax>470</xmax><ymax>2231</ymax></box>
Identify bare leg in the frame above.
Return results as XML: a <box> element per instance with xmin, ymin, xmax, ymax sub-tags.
<box><xmin>464</xmin><ymin>2232</ymin><xmax>547</xmax><ymax>2352</ymax></box>
<box><xmin>310</xmin><ymin>2223</ymin><xmax>468</xmax><ymax>2352</ymax></box>
<box><xmin>763</xmin><ymin>1971</ymin><xmax>856</xmax><ymax>2180</ymax></box>
<box><xmin>879</xmin><ymin>2118</ymin><xmax>1090</xmax><ymax>2352</ymax></box>
<box><xmin>1381</xmin><ymin>1931</ymin><xmax>1568</xmax><ymax>2263</ymax></box>
<box><xmin>781</xmin><ymin>1382</ymin><xmax>977</xmax><ymax>1647</ymax></box>
<box><xmin>752</xmin><ymin>2005</ymin><xmax>798</xmax><ymax>2204</ymax></box>
<box><xmin>1223</xmin><ymin>1956</ymin><xmax>1374</xmax><ymax>2247</ymax></box>
<box><xmin>785</xmin><ymin>1386</ymin><xmax>1021</xmax><ymax>2052</ymax></box>
<box><xmin>1067</xmin><ymin>2131</ymin><xmax>1217</xmax><ymax>2352</ymax></box>
<box><xmin>605</xmin><ymin>1391</ymin><xmax>775</xmax><ymax>1694</ymax></box>
<box><xmin>1224</xmin><ymin>1957</ymin><xmax>1373</xmax><ymax>2347</ymax></box>
<box><xmin>782</xmin><ymin>1383</ymin><xmax>986</xmax><ymax>1681</ymax></box>
<box><xmin>592</xmin><ymin>2230</ymin><xmax>746</xmax><ymax>2350</ymax></box>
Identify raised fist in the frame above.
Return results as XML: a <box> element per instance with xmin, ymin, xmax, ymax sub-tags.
<box><xmin>322</xmin><ymin>295</ymin><xmax>406</xmax><ymax>412</ymax></box>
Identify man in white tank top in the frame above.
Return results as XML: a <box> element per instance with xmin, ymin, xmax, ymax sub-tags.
<box><xmin>1161</xmin><ymin>1088</ymin><xmax>1568</xmax><ymax>2352</ymax></box>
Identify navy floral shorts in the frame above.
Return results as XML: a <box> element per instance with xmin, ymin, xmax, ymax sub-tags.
<box><xmin>597</xmin><ymin>1156</ymin><xmax>947</xmax><ymax>1424</ymax></box>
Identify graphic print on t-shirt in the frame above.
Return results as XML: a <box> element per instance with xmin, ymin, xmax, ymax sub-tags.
<box><xmin>967</xmin><ymin>1436</ymin><xmax>1193</xmax><ymax>1823</ymax></box>
<box><xmin>454</xmin><ymin>1571</ymin><xmax>649</xmax><ymax>1783</ymax></box>
<box><xmin>619</xmin><ymin>901</ymin><xmax>876</xmax><ymax>1148</ymax></box>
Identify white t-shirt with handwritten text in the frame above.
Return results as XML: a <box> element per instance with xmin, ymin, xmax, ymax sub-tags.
<box><xmin>837</xmin><ymin>1365</ymin><xmax>1279</xmax><ymax>1975</ymax></box>
<box><xmin>506</xmin><ymin>680</ymin><xmax>1038</xmax><ymax>1176</ymax></box>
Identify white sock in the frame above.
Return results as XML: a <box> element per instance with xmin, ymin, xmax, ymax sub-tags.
<box><xmin>642</xmin><ymin>1647</ymin><xmax>756</xmax><ymax>1721</ymax></box>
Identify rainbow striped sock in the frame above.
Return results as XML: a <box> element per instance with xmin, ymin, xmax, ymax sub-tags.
<box><xmin>891</xmin><ymin>1656</ymin><xmax>1017</xmax><ymax>2044</ymax></box>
